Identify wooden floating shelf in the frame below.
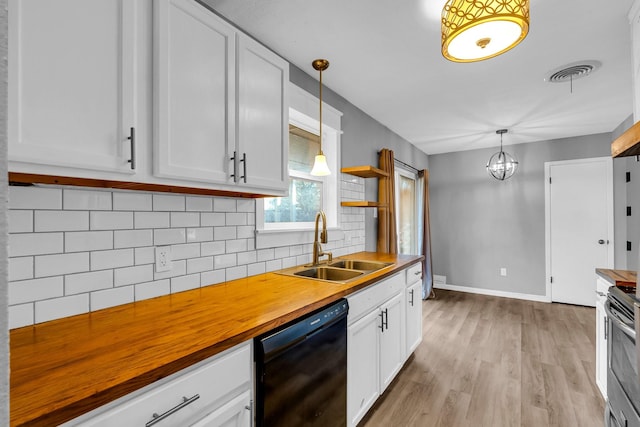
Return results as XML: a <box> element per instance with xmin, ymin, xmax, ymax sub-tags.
<box><xmin>341</xmin><ymin>165</ymin><xmax>389</xmax><ymax>178</ymax></box>
<box><xmin>612</xmin><ymin>120</ymin><xmax>640</xmax><ymax>157</ymax></box>
<box><xmin>341</xmin><ymin>201</ymin><xmax>385</xmax><ymax>207</ymax></box>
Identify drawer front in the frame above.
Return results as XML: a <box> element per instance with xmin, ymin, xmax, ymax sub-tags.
<box><xmin>347</xmin><ymin>272</ymin><xmax>403</xmax><ymax>324</ymax></box>
<box><xmin>67</xmin><ymin>342</ymin><xmax>251</xmax><ymax>426</ymax></box>
<box><xmin>406</xmin><ymin>263</ymin><xmax>422</xmax><ymax>285</ymax></box>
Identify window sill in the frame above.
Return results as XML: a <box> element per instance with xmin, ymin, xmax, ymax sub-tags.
<box><xmin>255</xmin><ymin>227</ymin><xmax>344</xmax><ymax>249</ymax></box>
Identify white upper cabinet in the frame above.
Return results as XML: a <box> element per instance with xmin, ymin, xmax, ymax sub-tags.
<box><xmin>630</xmin><ymin>0</ymin><xmax>640</xmax><ymax>121</ymax></box>
<box><xmin>154</xmin><ymin>0</ymin><xmax>289</xmax><ymax>195</ymax></box>
<box><xmin>154</xmin><ymin>0</ymin><xmax>234</xmax><ymax>184</ymax></box>
<box><xmin>8</xmin><ymin>0</ymin><xmax>139</xmax><ymax>176</ymax></box>
<box><xmin>236</xmin><ymin>35</ymin><xmax>289</xmax><ymax>192</ymax></box>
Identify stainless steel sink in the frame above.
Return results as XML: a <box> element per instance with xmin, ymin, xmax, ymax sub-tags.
<box><xmin>328</xmin><ymin>259</ymin><xmax>392</xmax><ymax>272</ymax></box>
<box><xmin>293</xmin><ymin>266</ymin><xmax>363</xmax><ymax>282</ymax></box>
<box><xmin>274</xmin><ymin>259</ymin><xmax>392</xmax><ymax>283</ymax></box>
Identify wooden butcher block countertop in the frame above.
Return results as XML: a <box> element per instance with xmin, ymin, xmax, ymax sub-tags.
<box><xmin>10</xmin><ymin>252</ymin><xmax>422</xmax><ymax>426</ymax></box>
<box><xmin>596</xmin><ymin>268</ymin><xmax>637</xmax><ymax>288</ymax></box>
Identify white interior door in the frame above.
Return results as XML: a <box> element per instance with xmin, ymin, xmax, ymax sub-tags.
<box><xmin>546</xmin><ymin>157</ymin><xmax>614</xmax><ymax>306</ymax></box>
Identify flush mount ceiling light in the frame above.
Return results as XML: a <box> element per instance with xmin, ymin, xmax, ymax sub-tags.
<box><xmin>487</xmin><ymin>129</ymin><xmax>518</xmax><ymax>180</ymax></box>
<box><xmin>441</xmin><ymin>0</ymin><xmax>530</xmax><ymax>62</ymax></box>
<box><xmin>310</xmin><ymin>59</ymin><xmax>331</xmax><ymax>176</ymax></box>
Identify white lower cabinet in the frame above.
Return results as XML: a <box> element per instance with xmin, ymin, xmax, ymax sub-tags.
<box><xmin>346</xmin><ymin>270</ymin><xmax>409</xmax><ymax>427</ymax></box>
<box><xmin>64</xmin><ymin>341</ymin><xmax>252</xmax><ymax>427</ymax></box>
<box><xmin>405</xmin><ymin>279</ymin><xmax>423</xmax><ymax>356</ymax></box>
<box><xmin>595</xmin><ymin>277</ymin><xmax>609</xmax><ymax>399</ymax></box>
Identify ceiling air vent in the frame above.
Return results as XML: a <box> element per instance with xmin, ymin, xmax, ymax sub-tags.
<box><xmin>545</xmin><ymin>60</ymin><xmax>601</xmax><ymax>83</ymax></box>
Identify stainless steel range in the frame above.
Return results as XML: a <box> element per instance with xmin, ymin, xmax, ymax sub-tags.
<box><xmin>606</xmin><ymin>285</ymin><xmax>640</xmax><ymax>427</ymax></box>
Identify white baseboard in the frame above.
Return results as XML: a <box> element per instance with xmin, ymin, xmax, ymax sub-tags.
<box><xmin>434</xmin><ymin>283</ymin><xmax>551</xmax><ymax>303</ymax></box>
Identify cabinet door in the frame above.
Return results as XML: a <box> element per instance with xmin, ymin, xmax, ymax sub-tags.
<box><xmin>379</xmin><ymin>293</ymin><xmax>404</xmax><ymax>391</ymax></box>
<box><xmin>154</xmin><ymin>0</ymin><xmax>234</xmax><ymax>184</ymax></box>
<box><xmin>236</xmin><ymin>35</ymin><xmax>288</xmax><ymax>192</ymax></box>
<box><xmin>347</xmin><ymin>310</ymin><xmax>380</xmax><ymax>427</ymax></box>
<box><xmin>632</xmin><ymin>4</ymin><xmax>640</xmax><ymax>120</ymax></box>
<box><xmin>190</xmin><ymin>390</ymin><xmax>251</xmax><ymax>427</ymax></box>
<box><xmin>406</xmin><ymin>280</ymin><xmax>423</xmax><ymax>357</ymax></box>
<box><xmin>8</xmin><ymin>0</ymin><xmax>137</xmax><ymax>175</ymax></box>
<box><xmin>595</xmin><ymin>298</ymin><xmax>608</xmax><ymax>398</ymax></box>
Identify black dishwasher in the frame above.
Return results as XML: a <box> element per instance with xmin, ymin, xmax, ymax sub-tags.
<box><xmin>255</xmin><ymin>299</ymin><xmax>348</xmax><ymax>426</ymax></box>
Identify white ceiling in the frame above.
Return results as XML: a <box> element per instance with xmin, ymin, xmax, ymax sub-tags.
<box><xmin>202</xmin><ymin>0</ymin><xmax>635</xmax><ymax>155</ymax></box>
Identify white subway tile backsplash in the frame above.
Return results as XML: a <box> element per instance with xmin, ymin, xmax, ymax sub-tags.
<box><xmin>171</xmin><ymin>212</ymin><xmax>200</xmax><ymax>228</ymax></box>
<box><xmin>135</xmin><ymin>279</ymin><xmax>170</xmax><ymax>301</ymax></box>
<box><xmin>113</xmin><ymin>192</ymin><xmax>152</xmax><ymax>211</ymax></box>
<box><xmin>226</xmin><ymin>213</ymin><xmax>247</xmax><ymax>226</ymax></box>
<box><xmin>237</xmin><ymin>226</ymin><xmax>254</xmax><ymax>239</ymax></box>
<box><xmin>66</xmin><ymin>270</ymin><xmax>114</xmax><ymax>295</ymax></box>
<box><xmin>214</xmin><ymin>253</ymin><xmax>236</xmax><ymax>269</ymax></box>
<box><xmin>201</xmin><ymin>269</ymin><xmax>225</xmax><ymax>286</ymax></box>
<box><xmin>153</xmin><ymin>194</ymin><xmax>185</xmax><ymax>211</ymax></box>
<box><xmin>91</xmin><ymin>249</ymin><xmax>134</xmax><ymax>270</ymax></box>
<box><xmin>214</xmin><ymin>198</ymin><xmax>236</xmax><ymax>212</ymax></box>
<box><xmin>154</xmin><ymin>228</ymin><xmax>186</xmax><ymax>246</ymax></box>
<box><xmin>9</xmin><ymin>303</ymin><xmax>34</xmax><ymax>329</ymax></box>
<box><xmin>154</xmin><ymin>259</ymin><xmax>187</xmax><ymax>280</ymax></box>
<box><xmin>265</xmin><ymin>259</ymin><xmax>282</xmax><ymax>272</ymax></box>
<box><xmin>247</xmin><ymin>262</ymin><xmax>265</xmax><ymax>276</ymax></box>
<box><xmin>63</xmin><ymin>189</ymin><xmax>112</xmax><ymax>211</ymax></box>
<box><xmin>214</xmin><ymin>226</ymin><xmax>236</xmax><ymax>241</ymax></box>
<box><xmin>35</xmin><ymin>252</ymin><xmax>89</xmax><ymax>277</ymax></box>
<box><xmin>9</xmin><ymin>186</ymin><xmax>62</xmax><ymax>210</ymax></box>
<box><xmin>171</xmin><ymin>243</ymin><xmax>200</xmax><ymax>260</ymax></box>
<box><xmin>135</xmin><ymin>212</ymin><xmax>170</xmax><ymax>229</ymax></box>
<box><xmin>226</xmin><ymin>265</ymin><xmax>247</xmax><ymax>281</ymax></box>
<box><xmin>201</xmin><ymin>241</ymin><xmax>225</xmax><ymax>256</ymax></box>
<box><xmin>225</xmin><ymin>239</ymin><xmax>247</xmax><ymax>253</ymax></box>
<box><xmin>8</xmin><ymin>177</ymin><xmax>365</xmax><ymax>327</ymax></box>
<box><xmin>186</xmin><ymin>196</ymin><xmax>213</xmax><ymax>212</ymax></box>
<box><xmin>65</xmin><ymin>231</ymin><xmax>113</xmax><ymax>252</ymax></box>
<box><xmin>236</xmin><ymin>199</ymin><xmax>255</xmax><ymax>213</ymax></box>
<box><xmin>186</xmin><ymin>227</ymin><xmax>213</xmax><ymax>243</ymax></box>
<box><xmin>171</xmin><ymin>274</ymin><xmax>200</xmax><ymax>293</ymax></box>
<box><xmin>35</xmin><ymin>211</ymin><xmax>89</xmax><ymax>232</ymax></box>
<box><xmin>9</xmin><ymin>257</ymin><xmax>33</xmax><ymax>281</ymax></box>
<box><xmin>135</xmin><ymin>247</ymin><xmax>156</xmax><ymax>265</ymax></box>
<box><xmin>10</xmin><ymin>276</ymin><xmax>64</xmax><ymax>305</ymax></box>
<box><xmin>114</xmin><ymin>264</ymin><xmax>154</xmax><ymax>287</ymax></box>
<box><xmin>9</xmin><ymin>210</ymin><xmax>33</xmax><ymax>233</ymax></box>
<box><xmin>201</xmin><ymin>212</ymin><xmax>225</xmax><ymax>226</ymax></box>
<box><xmin>186</xmin><ymin>256</ymin><xmax>214</xmax><ymax>274</ymax></box>
<box><xmin>91</xmin><ymin>211</ymin><xmax>133</xmax><ymax>230</ymax></box>
<box><xmin>114</xmin><ymin>229</ymin><xmax>153</xmax><ymax>249</ymax></box>
<box><xmin>237</xmin><ymin>251</ymin><xmax>257</xmax><ymax>265</ymax></box>
<box><xmin>91</xmin><ymin>286</ymin><xmax>134</xmax><ymax>311</ymax></box>
<box><xmin>35</xmin><ymin>294</ymin><xmax>89</xmax><ymax>323</ymax></box>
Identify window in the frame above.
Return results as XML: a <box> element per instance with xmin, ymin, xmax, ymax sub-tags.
<box><xmin>256</xmin><ymin>84</ymin><xmax>341</xmax><ymax>247</ymax></box>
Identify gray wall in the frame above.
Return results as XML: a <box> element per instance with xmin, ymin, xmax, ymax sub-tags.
<box><xmin>1</xmin><ymin>0</ymin><xmax>9</xmax><ymax>422</ymax></box>
<box><xmin>429</xmin><ymin>133</ymin><xmax>613</xmax><ymax>296</ymax></box>
<box><xmin>289</xmin><ymin>65</ymin><xmax>429</xmax><ymax>251</ymax></box>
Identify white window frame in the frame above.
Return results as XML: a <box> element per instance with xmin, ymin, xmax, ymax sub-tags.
<box><xmin>255</xmin><ymin>83</ymin><xmax>342</xmax><ymax>249</ymax></box>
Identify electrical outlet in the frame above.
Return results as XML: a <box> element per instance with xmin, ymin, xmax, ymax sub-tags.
<box><xmin>500</xmin><ymin>267</ymin><xmax>507</xmax><ymax>277</ymax></box>
<box><xmin>155</xmin><ymin>246</ymin><xmax>172</xmax><ymax>273</ymax></box>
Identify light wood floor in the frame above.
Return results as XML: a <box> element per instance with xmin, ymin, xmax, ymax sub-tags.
<box><xmin>362</xmin><ymin>290</ymin><xmax>604</xmax><ymax>427</ymax></box>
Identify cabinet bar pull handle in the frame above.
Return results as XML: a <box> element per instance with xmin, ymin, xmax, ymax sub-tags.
<box><xmin>127</xmin><ymin>127</ymin><xmax>136</xmax><ymax>170</ymax></box>
<box><xmin>145</xmin><ymin>394</ymin><xmax>200</xmax><ymax>427</ymax></box>
<box><xmin>414</xmin><ymin>271</ymin><xmax>421</xmax><ymax>276</ymax></box>
<box><xmin>604</xmin><ymin>316</ymin><xmax>608</xmax><ymax>340</ymax></box>
<box><xmin>230</xmin><ymin>151</ymin><xmax>238</xmax><ymax>182</ymax></box>
<box><xmin>410</xmin><ymin>289</ymin><xmax>414</xmax><ymax>306</ymax></box>
<box><xmin>240</xmin><ymin>152</ymin><xmax>247</xmax><ymax>183</ymax></box>
<box><xmin>379</xmin><ymin>311</ymin><xmax>385</xmax><ymax>332</ymax></box>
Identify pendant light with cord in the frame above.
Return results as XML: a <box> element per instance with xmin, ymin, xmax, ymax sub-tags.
<box><xmin>310</xmin><ymin>59</ymin><xmax>331</xmax><ymax>176</ymax></box>
<box><xmin>487</xmin><ymin>129</ymin><xmax>518</xmax><ymax>180</ymax></box>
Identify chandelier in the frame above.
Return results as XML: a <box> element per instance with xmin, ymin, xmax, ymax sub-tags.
<box><xmin>486</xmin><ymin>129</ymin><xmax>518</xmax><ymax>180</ymax></box>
